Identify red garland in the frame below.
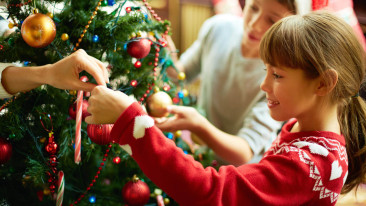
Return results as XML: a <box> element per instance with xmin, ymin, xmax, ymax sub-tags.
<box><xmin>70</xmin><ymin>144</ymin><xmax>113</xmax><ymax>206</ymax></box>
<box><xmin>7</xmin><ymin>0</ymin><xmax>32</xmax><ymax>8</ymax></box>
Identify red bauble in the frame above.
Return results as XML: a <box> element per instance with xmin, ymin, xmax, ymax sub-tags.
<box><xmin>68</xmin><ymin>100</ymin><xmax>90</xmax><ymax>121</ymax></box>
<box><xmin>0</xmin><ymin>137</ymin><xmax>12</xmax><ymax>164</ymax></box>
<box><xmin>87</xmin><ymin>124</ymin><xmax>113</xmax><ymax>145</ymax></box>
<box><xmin>127</xmin><ymin>38</ymin><xmax>151</xmax><ymax>59</ymax></box>
<box><xmin>122</xmin><ymin>175</ymin><xmax>150</xmax><ymax>206</ymax></box>
<box><xmin>45</xmin><ymin>141</ymin><xmax>58</xmax><ymax>155</ymax></box>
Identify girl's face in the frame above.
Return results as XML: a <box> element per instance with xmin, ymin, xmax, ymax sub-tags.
<box><xmin>242</xmin><ymin>0</ymin><xmax>293</xmax><ymax>55</ymax></box>
<box><xmin>260</xmin><ymin>65</ymin><xmax>321</xmax><ymax>122</ymax></box>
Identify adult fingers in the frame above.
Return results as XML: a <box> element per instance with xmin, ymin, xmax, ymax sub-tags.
<box><xmin>73</xmin><ymin>50</ymin><xmax>107</xmax><ymax>87</ymax></box>
<box><xmin>71</xmin><ymin>81</ymin><xmax>97</xmax><ymax>92</ymax></box>
<box><xmin>79</xmin><ymin>58</ymin><xmax>107</xmax><ymax>87</ymax></box>
<box><xmin>86</xmin><ymin>54</ymin><xmax>109</xmax><ymax>84</ymax></box>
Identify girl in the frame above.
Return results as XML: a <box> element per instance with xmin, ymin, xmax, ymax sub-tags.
<box><xmin>163</xmin><ymin>0</ymin><xmax>328</xmax><ymax>166</ymax></box>
<box><xmin>86</xmin><ymin>12</ymin><xmax>366</xmax><ymax>205</ymax></box>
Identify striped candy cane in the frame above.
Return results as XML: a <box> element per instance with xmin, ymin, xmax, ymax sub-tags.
<box><xmin>157</xmin><ymin>195</ymin><xmax>165</xmax><ymax>206</ymax></box>
<box><xmin>56</xmin><ymin>171</ymin><xmax>64</xmax><ymax>206</ymax></box>
<box><xmin>75</xmin><ymin>76</ymin><xmax>88</xmax><ymax>164</ymax></box>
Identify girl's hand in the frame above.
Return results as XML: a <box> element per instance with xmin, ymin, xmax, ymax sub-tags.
<box><xmin>85</xmin><ymin>86</ymin><xmax>134</xmax><ymax>124</ymax></box>
<box><xmin>155</xmin><ymin>105</ymin><xmax>206</xmax><ymax>133</ymax></box>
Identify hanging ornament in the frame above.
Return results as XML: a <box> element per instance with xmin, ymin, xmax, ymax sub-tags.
<box><xmin>113</xmin><ymin>156</ymin><xmax>121</xmax><ymax>164</ymax></box>
<box><xmin>87</xmin><ymin>124</ymin><xmax>113</xmax><ymax>145</ymax></box>
<box><xmin>146</xmin><ymin>91</ymin><xmax>173</xmax><ymax>117</ymax></box>
<box><xmin>130</xmin><ymin>80</ymin><xmax>138</xmax><ymax>87</ymax></box>
<box><xmin>177</xmin><ymin>72</ymin><xmax>186</xmax><ymax>81</ymax></box>
<box><xmin>134</xmin><ymin>60</ymin><xmax>142</xmax><ymax>68</ymax></box>
<box><xmin>0</xmin><ymin>137</ymin><xmax>12</xmax><ymax>164</ymax></box>
<box><xmin>92</xmin><ymin>35</ymin><xmax>99</xmax><ymax>43</ymax></box>
<box><xmin>37</xmin><ymin>190</ymin><xmax>44</xmax><ymax>201</ymax></box>
<box><xmin>107</xmin><ymin>0</ymin><xmax>116</xmax><ymax>6</ymax></box>
<box><xmin>46</xmin><ymin>12</ymin><xmax>54</xmax><ymax>19</ymax></box>
<box><xmin>40</xmin><ymin>114</ymin><xmax>58</xmax><ymax>194</ymax></box>
<box><xmin>127</xmin><ymin>38</ymin><xmax>151</xmax><ymax>59</ymax></box>
<box><xmin>61</xmin><ymin>33</ymin><xmax>69</xmax><ymax>41</ymax></box>
<box><xmin>101</xmin><ymin>0</ymin><xmax>108</xmax><ymax>6</ymax></box>
<box><xmin>21</xmin><ymin>9</ymin><xmax>56</xmax><ymax>48</ymax></box>
<box><xmin>122</xmin><ymin>175</ymin><xmax>150</xmax><ymax>206</ymax></box>
<box><xmin>68</xmin><ymin>100</ymin><xmax>90</xmax><ymax>121</ymax></box>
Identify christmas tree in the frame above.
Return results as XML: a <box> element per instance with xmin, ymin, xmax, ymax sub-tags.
<box><xmin>0</xmin><ymin>0</ymin><xmax>214</xmax><ymax>205</ymax></box>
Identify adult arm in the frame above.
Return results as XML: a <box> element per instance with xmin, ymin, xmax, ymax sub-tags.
<box><xmin>0</xmin><ymin>49</ymin><xmax>108</xmax><ymax>97</ymax></box>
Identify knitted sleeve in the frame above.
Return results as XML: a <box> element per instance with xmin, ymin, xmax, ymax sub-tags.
<box><xmin>0</xmin><ymin>63</ymin><xmax>14</xmax><ymax>99</ymax></box>
<box><xmin>110</xmin><ymin>102</ymin><xmax>320</xmax><ymax>205</ymax></box>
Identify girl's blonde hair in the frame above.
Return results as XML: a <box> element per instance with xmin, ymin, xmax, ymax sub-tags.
<box><xmin>260</xmin><ymin>11</ymin><xmax>366</xmax><ymax>194</ymax></box>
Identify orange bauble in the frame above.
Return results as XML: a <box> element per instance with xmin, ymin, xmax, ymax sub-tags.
<box><xmin>21</xmin><ymin>13</ymin><xmax>56</xmax><ymax>48</ymax></box>
<box><xmin>146</xmin><ymin>91</ymin><xmax>172</xmax><ymax>117</ymax></box>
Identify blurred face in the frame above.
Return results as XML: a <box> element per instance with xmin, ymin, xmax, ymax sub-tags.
<box><xmin>260</xmin><ymin>65</ymin><xmax>320</xmax><ymax>122</ymax></box>
<box><xmin>242</xmin><ymin>0</ymin><xmax>293</xmax><ymax>57</ymax></box>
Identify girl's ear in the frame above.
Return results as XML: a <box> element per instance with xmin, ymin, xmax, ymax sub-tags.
<box><xmin>316</xmin><ymin>69</ymin><xmax>338</xmax><ymax>96</ymax></box>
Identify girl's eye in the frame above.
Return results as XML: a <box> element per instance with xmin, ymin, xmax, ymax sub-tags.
<box><xmin>250</xmin><ymin>5</ymin><xmax>259</xmax><ymax>12</ymax></box>
<box><xmin>272</xmin><ymin>72</ymin><xmax>282</xmax><ymax>79</ymax></box>
<box><xmin>268</xmin><ymin>18</ymin><xmax>275</xmax><ymax>24</ymax></box>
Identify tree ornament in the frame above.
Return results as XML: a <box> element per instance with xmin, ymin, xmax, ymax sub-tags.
<box><xmin>146</xmin><ymin>91</ymin><xmax>172</xmax><ymax>117</ymax></box>
<box><xmin>21</xmin><ymin>10</ymin><xmax>56</xmax><ymax>48</ymax></box>
<box><xmin>134</xmin><ymin>60</ymin><xmax>142</xmax><ymax>68</ymax></box>
<box><xmin>127</xmin><ymin>38</ymin><xmax>151</xmax><ymax>59</ymax></box>
<box><xmin>61</xmin><ymin>33</ymin><xmax>69</xmax><ymax>41</ymax></box>
<box><xmin>122</xmin><ymin>175</ymin><xmax>150</xmax><ymax>206</ymax></box>
<box><xmin>92</xmin><ymin>35</ymin><xmax>99</xmax><ymax>43</ymax></box>
<box><xmin>101</xmin><ymin>0</ymin><xmax>108</xmax><ymax>6</ymax></box>
<box><xmin>8</xmin><ymin>22</ymin><xmax>15</xmax><ymax>29</ymax></box>
<box><xmin>130</xmin><ymin>80</ymin><xmax>138</xmax><ymax>87</ymax></box>
<box><xmin>46</xmin><ymin>12</ymin><xmax>54</xmax><ymax>19</ymax></box>
<box><xmin>87</xmin><ymin>124</ymin><xmax>113</xmax><ymax>145</ymax></box>
<box><xmin>107</xmin><ymin>0</ymin><xmax>116</xmax><ymax>6</ymax></box>
<box><xmin>0</xmin><ymin>137</ymin><xmax>12</xmax><ymax>164</ymax></box>
<box><xmin>177</xmin><ymin>72</ymin><xmax>186</xmax><ymax>81</ymax></box>
<box><xmin>68</xmin><ymin>100</ymin><xmax>90</xmax><ymax>121</ymax></box>
<box><xmin>113</xmin><ymin>156</ymin><xmax>121</xmax><ymax>164</ymax></box>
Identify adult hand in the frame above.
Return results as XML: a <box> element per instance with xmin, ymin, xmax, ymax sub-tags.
<box><xmin>85</xmin><ymin>86</ymin><xmax>135</xmax><ymax>124</ymax></box>
<box><xmin>45</xmin><ymin>49</ymin><xmax>109</xmax><ymax>92</ymax></box>
<box><xmin>155</xmin><ymin>105</ymin><xmax>206</xmax><ymax>133</ymax></box>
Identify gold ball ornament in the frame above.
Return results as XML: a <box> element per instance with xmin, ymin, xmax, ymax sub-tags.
<box><xmin>8</xmin><ymin>22</ymin><xmax>15</xmax><ymax>29</ymax></box>
<box><xmin>61</xmin><ymin>33</ymin><xmax>69</xmax><ymax>41</ymax></box>
<box><xmin>21</xmin><ymin>13</ymin><xmax>56</xmax><ymax>48</ymax></box>
<box><xmin>177</xmin><ymin>72</ymin><xmax>186</xmax><ymax>80</ymax></box>
<box><xmin>146</xmin><ymin>91</ymin><xmax>173</xmax><ymax>117</ymax></box>
<box><xmin>46</xmin><ymin>12</ymin><xmax>54</xmax><ymax>19</ymax></box>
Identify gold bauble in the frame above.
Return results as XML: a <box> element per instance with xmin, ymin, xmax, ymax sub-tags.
<box><xmin>177</xmin><ymin>72</ymin><xmax>186</xmax><ymax>80</ymax></box>
<box><xmin>8</xmin><ymin>22</ymin><xmax>15</xmax><ymax>29</ymax></box>
<box><xmin>46</xmin><ymin>12</ymin><xmax>54</xmax><ymax>19</ymax></box>
<box><xmin>146</xmin><ymin>91</ymin><xmax>173</xmax><ymax>117</ymax></box>
<box><xmin>61</xmin><ymin>33</ymin><xmax>69</xmax><ymax>41</ymax></box>
<box><xmin>21</xmin><ymin>13</ymin><xmax>56</xmax><ymax>48</ymax></box>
